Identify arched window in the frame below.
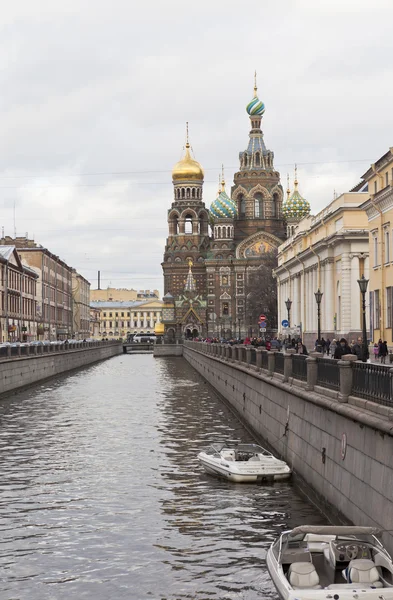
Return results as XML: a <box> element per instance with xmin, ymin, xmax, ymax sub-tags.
<box><xmin>255</xmin><ymin>153</ymin><xmax>260</xmax><ymax>167</ymax></box>
<box><xmin>184</xmin><ymin>214</ymin><xmax>193</xmax><ymax>234</ymax></box>
<box><xmin>192</xmin><ymin>188</ymin><xmax>195</xmax><ymax>198</ymax></box>
<box><xmin>181</xmin><ymin>188</ymin><xmax>185</xmax><ymax>199</ymax></box>
<box><xmin>170</xmin><ymin>214</ymin><xmax>179</xmax><ymax>235</ymax></box>
<box><xmin>254</xmin><ymin>192</ymin><xmax>263</xmax><ymax>218</ymax></box>
<box><xmin>186</xmin><ymin>188</ymin><xmax>190</xmax><ymax>198</ymax></box>
<box><xmin>272</xmin><ymin>192</ymin><xmax>279</xmax><ymax>218</ymax></box>
<box><xmin>196</xmin><ymin>189</ymin><xmax>200</xmax><ymax>198</ymax></box>
<box><xmin>227</xmin><ymin>227</ymin><xmax>230</xmax><ymax>238</ymax></box>
<box><xmin>243</xmin><ymin>154</ymin><xmax>248</xmax><ymax>167</ymax></box>
<box><xmin>239</xmin><ymin>194</ymin><xmax>246</xmax><ymax>217</ymax></box>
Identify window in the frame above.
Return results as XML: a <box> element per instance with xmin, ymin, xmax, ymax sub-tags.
<box><xmin>103</xmin><ymin>312</ymin><xmax>106</xmax><ymax>317</ymax></box>
<box><xmin>109</xmin><ymin>312</ymin><xmax>112</xmax><ymax>317</ymax></box>
<box><xmin>239</xmin><ymin>195</ymin><xmax>246</xmax><ymax>217</ymax></box>
<box><xmin>222</xmin><ymin>302</ymin><xmax>229</xmax><ymax>316</ymax></box>
<box><xmin>385</xmin><ymin>230</ymin><xmax>390</xmax><ymax>263</ymax></box>
<box><xmin>109</xmin><ymin>321</ymin><xmax>112</xmax><ymax>328</ymax></box>
<box><xmin>387</xmin><ymin>287</ymin><xmax>393</xmax><ymax>328</ymax></box>
<box><xmin>121</xmin><ymin>312</ymin><xmax>124</xmax><ymax>317</ymax></box>
<box><xmin>254</xmin><ymin>198</ymin><xmax>260</xmax><ymax>218</ymax></box>
<box><xmin>386</xmin><ymin>172</ymin><xmax>389</xmax><ymax>187</ymax></box>
<box><xmin>115</xmin><ymin>312</ymin><xmax>118</xmax><ymax>317</ymax></box>
<box><xmin>373</xmin><ymin>235</ymin><xmax>379</xmax><ymax>267</ymax></box>
<box><xmin>184</xmin><ymin>215</ymin><xmax>193</xmax><ymax>234</ymax></box>
<box><xmin>127</xmin><ymin>312</ymin><xmax>130</xmax><ymax>317</ymax></box>
<box><xmin>115</xmin><ymin>321</ymin><xmax>118</xmax><ymax>327</ymax></box>
<box><xmin>375</xmin><ymin>290</ymin><xmax>380</xmax><ymax>327</ymax></box>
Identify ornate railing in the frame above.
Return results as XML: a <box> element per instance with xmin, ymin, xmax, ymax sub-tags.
<box><xmin>250</xmin><ymin>348</ymin><xmax>257</xmax><ymax>365</ymax></box>
<box><xmin>352</xmin><ymin>362</ymin><xmax>392</xmax><ymax>406</ymax></box>
<box><xmin>316</xmin><ymin>357</ymin><xmax>340</xmax><ymax>390</ymax></box>
<box><xmin>261</xmin><ymin>350</ymin><xmax>269</xmax><ymax>369</ymax></box>
<box><xmin>292</xmin><ymin>354</ymin><xmax>308</xmax><ymax>381</ymax></box>
<box><xmin>275</xmin><ymin>352</ymin><xmax>284</xmax><ymax>374</ymax></box>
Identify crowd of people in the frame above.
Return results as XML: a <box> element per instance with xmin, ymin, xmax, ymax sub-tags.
<box><xmin>195</xmin><ymin>334</ymin><xmax>391</xmax><ymax>364</ymax></box>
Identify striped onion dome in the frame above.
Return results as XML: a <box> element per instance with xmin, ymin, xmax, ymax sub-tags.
<box><xmin>246</xmin><ymin>95</ymin><xmax>265</xmax><ymax>116</ymax></box>
<box><xmin>210</xmin><ymin>182</ymin><xmax>237</xmax><ymax>221</ymax></box>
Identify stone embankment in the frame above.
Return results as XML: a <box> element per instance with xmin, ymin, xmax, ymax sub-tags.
<box><xmin>182</xmin><ymin>341</ymin><xmax>393</xmax><ymax>555</ymax></box>
<box><xmin>0</xmin><ymin>341</ymin><xmax>122</xmax><ymax>397</ymax></box>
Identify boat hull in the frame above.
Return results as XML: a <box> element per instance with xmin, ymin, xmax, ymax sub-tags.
<box><xmin>198</xmin><ymin>453</ymin><xmax>291</xmax><ymax>483</ymax></box>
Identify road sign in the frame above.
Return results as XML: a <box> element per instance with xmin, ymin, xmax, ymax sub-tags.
<box><xmin>259</xmin><ymin>314</ymin><xmax>267</xmax><ymax>321</ymax></box>
<box><xmin>281</xmin><ymin>319</ymin><xmax>289</xmax><ymax>328</ymax></box>
<box><xmin>260</xmin><ymin>324</ymin><xmax>267</xmax><ymax>331</ymax></box>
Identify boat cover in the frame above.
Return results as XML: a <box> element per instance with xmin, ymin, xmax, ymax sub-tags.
<box><xmin>289</xmin><ymin>526</ymin><xmax>381</xmax><ymax>537</ymax></box>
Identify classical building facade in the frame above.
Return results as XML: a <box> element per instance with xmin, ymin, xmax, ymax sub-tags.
<box><xmin>0</xmin><ymin>237</ymin><xmax>73</xmax><ymax>340</ymax></box>
<box><xmin>72</xmin><ymin>270</ymin><xmax>91</xmax><ymax>339</ymax></box>
<box><xmin>0</xmin><ymin>246</ymin><xmax>38</xmax><ymax>342</ymax></box>
<box><xmin>358</xmin><ymin>148</ymin><xmax>393</xmax><ymax>345</ymax></box>
<box><xmin>274</xmin><ymin>192</ymin><xmax>369</xmax><ymax>346</ymax></box>
<box><xmin>161</xmin><ymin>80</ymin><xmax>287</xmax><ymax>340</ymax></box>
<box><xmin>90</xmin><ymin>299</ymin><xmax>163</xmax><ymax>338</ymax></box>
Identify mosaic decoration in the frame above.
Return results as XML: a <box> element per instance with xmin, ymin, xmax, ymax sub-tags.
<box><xmin>244</xmin><ymin>240</ymin><xmax>272</xmax><ymax>258</ymax></box>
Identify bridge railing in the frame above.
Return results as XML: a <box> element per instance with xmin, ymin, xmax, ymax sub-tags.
<box><xmin>183</xmin><ymin>341</ymin><xmax>393</xmax><ymax>413</ymax></box>
<box><xmin>0</xmin><ymin>340</ymin><xmax>120</xmax><ymax>360</ymax></box>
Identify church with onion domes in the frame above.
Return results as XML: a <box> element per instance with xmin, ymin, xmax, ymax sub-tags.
<box><xmin>161</xmin><ymin>77</ymin><xmax>306</xmax><ymax>341</ymax></box>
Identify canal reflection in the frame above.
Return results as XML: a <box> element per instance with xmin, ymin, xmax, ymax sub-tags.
<box><xmin>0</xmin><ymin>355</ymin><xmax>326</xmax><ymax>599</ymax></box>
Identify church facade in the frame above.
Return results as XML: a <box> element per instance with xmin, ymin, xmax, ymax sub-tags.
<box><xmin>161</xmin><ymin>80</ymin><xmax>292</xmax><ymax>341</ymax></box>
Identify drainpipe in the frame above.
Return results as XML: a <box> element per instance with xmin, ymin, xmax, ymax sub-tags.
<box><xmin>370</xmin><ymin>166</ymin><xmax>385</xmax><ymax>341</ymax></box>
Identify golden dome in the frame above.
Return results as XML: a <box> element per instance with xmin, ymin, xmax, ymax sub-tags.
<box><xmin>154</xmin><ymin>321</ymin><xmax>165</xmax><ymax>335</ymax></box>
<box><xmin>172</xmin><ymin>143</ymin><xmax>204</xmax><ymax>182</ymax></box>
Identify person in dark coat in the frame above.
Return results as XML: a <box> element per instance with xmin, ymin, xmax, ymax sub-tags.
<box><xmin>334</xmin><ymin>338</ymin><xmax>352</xmax><ymax>359</ymax></box>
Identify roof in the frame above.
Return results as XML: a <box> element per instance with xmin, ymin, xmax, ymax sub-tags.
<box><xmin>90</xmin><ymin>300</ymin><xmax>162</xmax><ymax>309</ymax></box>
<box><xmin>0</xmin><ymin>246</ymin><xmax>15</xmax><ymax>261</ymax></box>
<box><xmin>361</xmin><ymin>147</ymin><xmax>393</xmax><ymax>180</ymax></box>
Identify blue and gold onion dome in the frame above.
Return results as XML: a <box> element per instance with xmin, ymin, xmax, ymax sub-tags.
<box><xmin>282</xmin><ymin>189</ymin><xmax>311</xmax><ymax>220</ymax></box>
<box><xmin>210</xmin><ymin>185</ymin><xmax>237</xmax><ymax>220</ymax></box>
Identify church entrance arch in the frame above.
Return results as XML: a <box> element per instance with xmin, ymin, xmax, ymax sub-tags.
<box><xmin>184</xmin><ymin>324</ymin><xmax>199</xmax><ymax>339</ymax></box>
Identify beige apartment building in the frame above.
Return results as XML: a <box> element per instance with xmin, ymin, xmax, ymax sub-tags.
<box><xmin>90</xmin><ymin>288</ymin><xmax>160</xmax><ymax>302</ymax></box>
<box><xmin>72</xmin><ymin>270</ymin><xmax>91</xmax><ymax>339</ymax></box>
<box><xmin>0</xmin><ymin>246</ymin><xmax>38</xmax><ymax>342</ymax></box>
<box><xmin>90</xmin><ymin>307</ymin><xmax>101</xmax><ymax>338</ymax></box>
<box><xmin>91</xmin><ymin>299</ymin><xmax>163</xmax><ymax>338</ymax></box>
<box><xmin>274</xmin><ymin>192</ymin><xmax>369</xmax><ymax>346</ymax></box>
<box><xmin>359</xmin><ymin>148</ymin><xmax>393</xmax><ymax>345</ymax></box>
<box><xmin>0</xmin><ymin>237</ymin><xmax>73</xmax><ymax>340</ymax></box>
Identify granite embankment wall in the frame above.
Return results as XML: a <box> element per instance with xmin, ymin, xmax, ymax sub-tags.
<box><xmin>0</xmin><ymin>343</ymin><xmax>122</xmax><ymax>397</ymax></box>
<box><xmin>183</xmin><ymin>343</ymin><xmax>393</xmax><ymax>554</ymax></box>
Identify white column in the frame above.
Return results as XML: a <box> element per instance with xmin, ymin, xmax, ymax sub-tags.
<box><xmin>350</xmin><ymin>255</ymin><xmax>361</xmax><ymax>332</ymax></box>
<box><xmin>137</xmin><ymin>311</ymin><xmax>141</xmax><ymax>328</ymax></box>
<box><xmin>340</xmin><ymin>252</ymin><xmax>351</xmax><ymax>334</ymax></box>
<box><xmin>364</xmin><ymin>257</ymin><xmax>370</xmax><ymax>333</ymax></box>
<box><xmin>149</xmin><ymin>311</ymin><xmax>154</xmax><ymax>328</ymax></box>
<box><xmin>143</xmin><ymin>312</ymin><xmax>148</xmax><ymax>328</ymax></box>
<box><xmin>277</xmin><ymin>276</ymin><xmax>282</xmax><ymax>331</ymax></box>
<box><xmin>324</xmin><ymin>260</ymin><xmax>334</xmax><ymax>331</ymax></box>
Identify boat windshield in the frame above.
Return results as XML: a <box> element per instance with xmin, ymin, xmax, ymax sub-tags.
<box><xmin>203</xmin><ymin>443</ymin><xmax>272</xmax><ymax>457</ymax></box>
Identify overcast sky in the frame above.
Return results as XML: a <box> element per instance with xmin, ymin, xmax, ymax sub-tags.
<box><xmin>1</xmin><ymin>0</ymin><xmax>392</xmax><ymax>293</ymax></box>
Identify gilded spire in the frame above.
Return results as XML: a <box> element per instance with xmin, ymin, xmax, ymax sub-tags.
<box><xmin>184</xmin><ymin>260</ymin><xmax>196</xmax><ymax>293</ymax></box>
<box><xmin>254</xmin><ymin>70</ymin><xmax>258</xmax><ymax>98</ymax></box>
<box><xmin>185</xmin><ymin>121</ymin><xmax>189</xmax><ymax>147</ymax></box>
<box><xmin>221</xmin><ymin>164</ymin><xmax>225</xmax><ymax>192</ymax></box>
<box><xmin>287</xmin><ymin>173</ymin><xmax>291</xmax><ymax>200</ymax></box>
<box><xmin>294</xmin><ymin>164</ymin><xmax>298</xmax><ymax>191</ymax></box>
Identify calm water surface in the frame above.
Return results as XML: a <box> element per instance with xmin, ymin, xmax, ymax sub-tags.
<box><xmin>0</xmin><ymin>355</ymin><xmax>326</xmax><ymax>599</ymax></box>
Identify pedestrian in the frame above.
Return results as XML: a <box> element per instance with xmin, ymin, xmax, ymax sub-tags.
<box><xmin>352</xmin><ymin>337</ymin><xmax>363</xmax><ymax>361</ymax></box>
<box><xmin>326</xmin><ymin>338</ymin><xmax>331</xmax><ymax>355</ymax></box>
<box><xmin>296</xmin><ymin>340</ymin><xmax>308</xmax><ymax>355</ymax></box>
<box><xmin>373</xmin><ymin>343</ymin><xmax>379</xmax><ymax>361</ymax></box>
<box><xmin>330</xmin><ymin>339</ymin><xmax>337</xmax><ymax>357</ymax></box>
<box><xmin>333</xmin><ymin>338</ymin><xmax>352</xmax><ymax>359</ymax></box>
<box><xmin>380</xmin><ymin>340</ymin><xmax>388</xmax><ymax>364</ymax></box>
<box><xmin>321</xmin><ymin>337</ymin><xmax>326</xmax><ymax>354</ymax></box>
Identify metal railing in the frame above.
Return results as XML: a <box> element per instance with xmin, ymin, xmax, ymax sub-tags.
<box><xmin>250</xmin><ymin>348</ymin><xmax>257</xmax><ymax>365</ymax></box>
<box><xmin>261</xmin><ymin>350</ymin><xmax>269</xmax><ymax>369</ymax></box>
<box><xmin>316</xmin><ymin>357</ymin><xmax>340</xmax><ymax>390</ymax></box>
<box><xmin>292</xmin><ymin>354</ymin><xmax>308</xmax><ymax>381</ymax></box>
<box><xmin>352</xmin><ymin>362</ymin><xmax>392</xmax><ymax>406</ymax></box>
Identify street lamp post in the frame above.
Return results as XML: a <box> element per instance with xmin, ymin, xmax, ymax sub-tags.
<box><xmin>285</xmin><ymin>298</ymin><xmax>292</xmax><ymax>341</ymax></box>
<box><xmin>238</xmin><ymin>317</ymin><xmax>241</xmax><ymax>340</ymax></box>
<box><xmin>357</xmin><ymin>274</ymin><xmax>369</xmax><ymax>362</ymax></box>
<box><xmin>314</xmin><ymin>289</ymin><xmax>323</xmax><ymax>352</ymax></box>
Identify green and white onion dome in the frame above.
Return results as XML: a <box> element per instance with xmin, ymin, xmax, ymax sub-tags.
<box><xmin>246</xmin><ymin>94</ymin><xmax>265</xmax><ymax>116</ymax></box>
<box><xmin>210</xmin><ymin>189</ymin><xmax>237</xmax><ymax>221</ymax></box>
<box><xmin>282</xmin><ymin>190</ymin><xmax>311</xmax><ymax>220</ymax></box>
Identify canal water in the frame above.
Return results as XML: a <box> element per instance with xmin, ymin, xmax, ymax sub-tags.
<box><xmin>0</xmin><ymin>355</ymin><xmax>326</xmax><ymax>600</ymax></box>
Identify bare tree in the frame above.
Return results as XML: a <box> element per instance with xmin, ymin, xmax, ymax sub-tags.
<box><xmin>245</xmin><ymin>250</ymin><xmax>278</xmax><ymax>334</ymax></box>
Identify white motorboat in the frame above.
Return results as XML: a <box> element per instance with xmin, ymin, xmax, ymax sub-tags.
<box><xmin>266</xmin><ymin>525</ymin><xmax>393</xmax><ymax>599</ymax></box>
<box><xmin>197</xmin><ymin>442</ymin><xmax>291</xmax><ymax>483</ymax></box>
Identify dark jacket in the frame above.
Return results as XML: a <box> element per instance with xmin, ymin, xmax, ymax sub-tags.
<box><xmin>334</xmin><ymin>343</ymin><xmax>352</xmax><ymax>359</ymax></box>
